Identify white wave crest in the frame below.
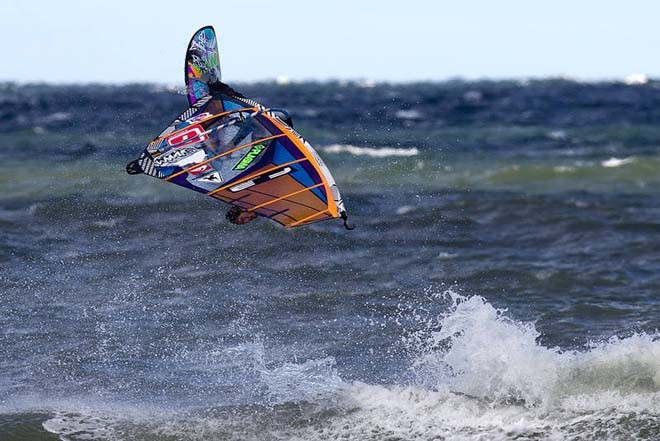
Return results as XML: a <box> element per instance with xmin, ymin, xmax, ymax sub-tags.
<box><xmin>409</xmin><ymin>292</ymin><xmax>660</xmax><ymax>407</ymax></box>
<box><xmin>321</xmin><ymin>144</ymin><xmax>419</xmax><ymax>158</ymax></box>
<box><xmin>394</xmin><ymin>109</ymin><xmax>423</xmax><ymax>120</ymax></box>
<box><xmin>624</xmin><ymin>73</ymin><xmax>649</xmax><ymax>85</ymax></box>
<box><xmin>602</xmin><ymin>156</ymin><xmax>636</xmax><ymax>168</ymax></box>
<box><xmin>410</xmin><ymin>293</ymin><xmax>561</xmax><ymax>404</ymax></box>
<box><xmin>35</xmin><ymin>292</ymin><xmax>660</xmax><ymax>441</ymax></box>
<box><xmin>331</xmin><ymin>292</ymin><xmax>660</xmax><ymax>440</ymax></box>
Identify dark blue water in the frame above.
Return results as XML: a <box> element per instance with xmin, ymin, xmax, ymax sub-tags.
<box><xmin>1</xmin><ymin>80</ymin><xmax>659</xmax><ymax>440</ymax></box>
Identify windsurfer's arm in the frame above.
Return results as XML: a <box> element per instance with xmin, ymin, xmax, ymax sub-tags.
<box><xmin>226</xmin><ymin>205</ymin><xmax>257</xmax><ymax>225</ymax></box>
<box><xmin>208</xmin><ymin>82</ymin><xmax>294</xmax><ymax>127</ymax></box>
<box><xmin>282</xmin><ymin>114</ymin><xmax>294</xmax><ymax>128</ymax></box>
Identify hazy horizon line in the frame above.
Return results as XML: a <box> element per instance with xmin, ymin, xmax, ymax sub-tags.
<box><xmin>0</xmin><ymin>73</ymin><xmax>655</xmax><ymax>88</ymax></box>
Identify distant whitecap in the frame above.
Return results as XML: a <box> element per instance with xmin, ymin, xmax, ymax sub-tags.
<box><xmin>554</xmin><ymin>165</ymin><xmax>577</xmax><ymax>173</ymax></box>
<box><xmin>623</xmin><ymin>73</ymin><xmax>648</xmax><ymax>85</ymax></box>
<box><xmin>601</xmin><ymin>157</ymin><xmax>636</xmax><ymax>168</ymax></box>
<box><xmin>547</xmin><ymin>130</ymin><xmax>568</xmax><ymax>141</ymax></box>
<box><xmin>463</xmin><ymin>90</ymin><xmax>483</xmax><ymax>103</ymax></box>
<box><xmin>396</xmin><ymin>205</ymin><xmax>416</xmax><ymax>215</ymax></box>
<box><xmin>358</xmin><ymin>79</ymin><xmax>377</xmax><ymax>88</ymax></box>
<box><xmin>395</xmin><ymin>109</ymin><xmax>423</xmax><ymax>120</ymax></box>
<box><xmin>275</xmin><ymin>75</ymin><xmax>291</xmax><ymax>85</ymax></box>
<box><xmin>322</xmin><ymin>144</ymin><xmax>419</xmax><ymax>158</ymax></box>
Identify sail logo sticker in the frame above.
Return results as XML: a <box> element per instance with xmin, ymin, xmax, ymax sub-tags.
<box><xmin>228</xmin><ymin>167</ymin><xmax>292</xmax><ymax>192</ymax></box>
<box><xmin>195</xmin><ymin>171</ymin><xmax>222</xmax><ymax>183</ymax></box>
<box><xmin>154</xmin><ymin>147</ymin><xmax>204</xmax><ymax>167</ymax></box>
<box><xmin>185</xmin><ymin>112</ymin><xmax>213</xmax><ymax>124</ymax></box>
<box><xmin>189</xmin><ymin>163</ymin><xmax>213</xmax><ymax>176</ymax></box>
<box><xmin>232</xmin><ymin>144</ymin><xmax>266</xmax><ymax>170</ymax></box>
<box><xmin>166</xmin><ymin>125</ymin><xmax>207</xmax><ymax>148</ymax></box>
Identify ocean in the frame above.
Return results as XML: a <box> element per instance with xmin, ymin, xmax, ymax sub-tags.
<box><xmin>1</xmin><ymin>79</ymin><xmax>659</xmax><ymax>440</ymax></box>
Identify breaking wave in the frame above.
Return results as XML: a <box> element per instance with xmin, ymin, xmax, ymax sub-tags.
<box><xmin>34</xmin><ymin>292</ymin><xmax>660</xmax><ymax>440</ymax></box>
<box><xmin>409</xmin><ymin>292</ymin><xmax>660</xmax><ymax>406</ymax></box>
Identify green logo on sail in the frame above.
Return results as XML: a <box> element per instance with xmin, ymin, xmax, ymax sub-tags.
<box><xmin>233</xmin><ymin>144</ymin><xmax>266</xmax><ymax>170</ymax></box>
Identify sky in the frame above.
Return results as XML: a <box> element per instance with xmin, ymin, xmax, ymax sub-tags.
<box><xmin>2</xmin><ymin>0</ymin><xmax>660</xmax><ymax>84</ymax></box>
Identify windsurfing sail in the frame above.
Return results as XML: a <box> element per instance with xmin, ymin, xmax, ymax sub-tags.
<box><xmin>127</xmin><ymin>26</ymin><xmax>349</xmax><ymax>229</ymax></box>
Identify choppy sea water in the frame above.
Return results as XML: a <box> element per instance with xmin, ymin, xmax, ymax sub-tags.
<box><xmin>1</xmin><ymin>80</ymin><xmax>659</xmax><ymax>440</ymax></box>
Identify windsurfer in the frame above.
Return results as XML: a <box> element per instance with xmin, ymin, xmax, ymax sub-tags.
<box><xmin>208</xmin><ymin>81</ymin><xmax>294</xmax><ymax>127</ymax></box>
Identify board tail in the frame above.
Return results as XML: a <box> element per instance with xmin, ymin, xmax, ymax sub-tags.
<box><xmin>185</xmin><ymin>26</ymin><xmax>222</xmax><ymax>106</ymax></box>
